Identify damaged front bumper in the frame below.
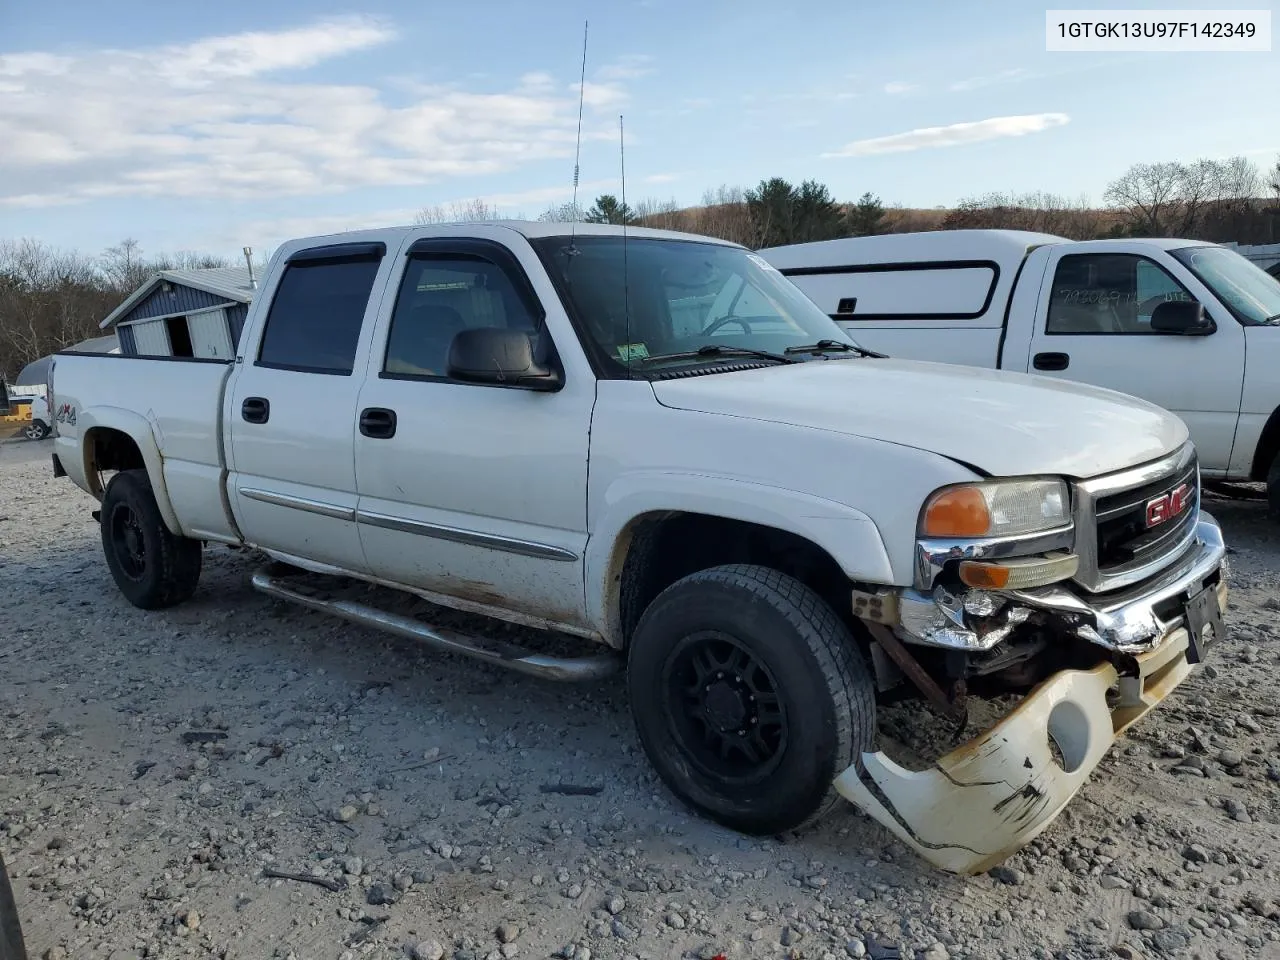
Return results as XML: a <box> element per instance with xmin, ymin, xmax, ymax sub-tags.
<box><xmin>839</xmin><ymin>514</ymin><xmax>1227</xmax><ymax>874</ymax></box>
<box><xmin>893</xmin><ymin>515</ymin><xmax>1226</xmax><ymax>653</ymax></box>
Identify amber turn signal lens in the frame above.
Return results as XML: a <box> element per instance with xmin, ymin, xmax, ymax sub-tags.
<box><xmin>922</xmin><ymin>486</ymin><xmax>992</xmax><ymax>538</ymax></box>
<box><xmin>958</xmin><ymin>562</ymin><xmax>1011</xmax><ymax>589</ymax></box>
<box><xmin>959</xmin><ymin>554</ymin><xmax>1079</xmax><ymax>591</ymax></box>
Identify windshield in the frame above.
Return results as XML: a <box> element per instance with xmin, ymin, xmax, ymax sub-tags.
<box><xmin>1170</xmin><ymin>246</ymin><xmax>1280</xmax><ymax>325</ymax></box>
<box><xmin>530</xmin><ymin>235</ymin><xmax>861</xmax><ymax>375</ymax></box>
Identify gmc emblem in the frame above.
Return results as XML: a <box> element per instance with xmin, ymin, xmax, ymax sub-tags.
<box><xmin>1146</xmin><ymin>483</ymin><xmax>1192</xmax><ymax>528</ymax></box>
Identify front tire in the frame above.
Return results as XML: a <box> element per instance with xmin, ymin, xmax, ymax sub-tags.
<box><xmin>627</xmin><ymin>564</ymin><xmax>875</xmax><ymax>835</ymax></box>
<box><xmin>1268</xmin><ymin>455</ymin><xmax>1280</xmax><ymax>521</ymax></box>
<box><xmin>100</xmin><ymin>469</ymin><xmax>202</xmax><ymax>609</ymax></box>
<box><xmin>21</xmin><ymin>421</ymin><xmax>47</xmax><ymax>441</ymax></box>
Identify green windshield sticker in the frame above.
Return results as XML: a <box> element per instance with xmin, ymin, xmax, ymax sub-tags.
<box><xmin>616</xmin><ymin>342</ymin><xmax>650</xmax><ymax>361</ymax></box>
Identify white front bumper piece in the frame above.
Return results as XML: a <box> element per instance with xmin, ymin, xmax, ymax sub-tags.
<box><xmin>837</xmin><ymin>515</ymin><xmax>1227</xmax><ymax>874</ymax></box>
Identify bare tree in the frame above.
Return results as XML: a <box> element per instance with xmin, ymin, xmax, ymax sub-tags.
<box><xmin>943</xmin><ymin>191</ymin><xmax>1105</xmax><ymax>239</ymax></box>
<box><xmin>99</xmin><ymin>238</ymin><xmax>151</xmax><ymax>293</ymax></box>
<box><xmin>536</xmin><ymin>201</ymin><xmax>586</xmax><ymax>223</ymax></box>
<box><xmin>153</xmin><ymin>251</ymin><xmax>233</xmax><ymax>271</ymax></box>
<box><xmin>0</xmin><ymin>239</ymin><xmax>119</xmax><ymax>379</ymax></box>
<box><xmin>1104</xmin><ymin>156</ymin><xmax>1264</xmax><ymax>237</ymax></box>
<box><xmin>633</xmin><ymin>197</ymin><xmax>682</xmax><ymax>230</ymax></box>
<box><xmin>1103</xmin><ymin>162</ymin><xmax>1185</xmax><ymax>235</ymax></box>
<box><xmin>1271</xmin><ymin>158</ymin><xmax>1280</xmax><ymax>199</ymax></box>
<box><xmin>683</xmin><ymin>185</ymin><xmax>754</xmax><ymax>246</ymax></box>
<box><xmin>414</xmin><ymin>199</ymin><xmax>509</xmax><ymax>225</ymax></box>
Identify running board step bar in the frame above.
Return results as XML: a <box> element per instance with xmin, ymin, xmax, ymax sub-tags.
<box><xmin>250</xmin><ymin>567</ymin><xmax>619</xmax><ymax>683</ymax></box>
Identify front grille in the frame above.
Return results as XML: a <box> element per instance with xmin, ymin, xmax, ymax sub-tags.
<box><xmin>1073</xmin><ymin>445</ymin><xmax>1200</xmax><ymax>593</ymax></box>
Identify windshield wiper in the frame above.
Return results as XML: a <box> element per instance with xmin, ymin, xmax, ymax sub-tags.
<box><xmin>639</xmin><ymin>344</ymin><xmax>798</xmax><ymax>365</ymax></box>
<box><xmin>1265</xmin><ymin>313</ymin><xmax>1280</xmax><ymax>324</ymax></box>
<box><xmin>784</xmin><ymin>339</ymin><xmax>885</xmax><ymax>358</ymax></box>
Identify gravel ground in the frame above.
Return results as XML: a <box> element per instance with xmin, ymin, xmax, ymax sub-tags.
<box><xmin>2</xmin><ymin>437</ymin><xmax>1279</xmax><ymax>960</ymax></box>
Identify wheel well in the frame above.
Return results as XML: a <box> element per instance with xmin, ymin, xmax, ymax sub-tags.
<box><xmin>1250</xmin><ymin>405</ymin><xmax>1280</xmax><ymax>481</ymax></box>
<box><xmin>84</xmin><ymin>427</ymin><xmax>145</xmax><ymax>497</ymax></box>
<box><xmin>616</xmin><ymin>512</ymin><xmax>854</xmax><ymax>646</ymax></box>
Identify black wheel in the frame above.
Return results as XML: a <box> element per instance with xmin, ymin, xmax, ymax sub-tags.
<box><xmin>1268</xmin><ymin>455</ymin><xmax>1280</xmax><ymax>521</ymax></box>
<box><xmin>627</xmin><ymin>564</ymin><xmax>875</xmax><ymax>835</ymax></box>
<box><xmin>21</xmin><ymin>421</ymin><xmax>46</xmax><ymax>441</ymax></box>
<box><xmin>100</xmin><ymin>469</ymin><xmax>202</xmax><ymax>610</ymax></box>
<box><xmin>0</xmin><ymin>852</ymin><xmax>28</xmax><ymax>960</ymax></box>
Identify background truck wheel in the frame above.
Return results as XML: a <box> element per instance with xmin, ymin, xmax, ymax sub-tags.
<box><xmin>100</xmin><ymin>469</ymin><xmax>202</xmax><ymax>610</ymax></box>
<box><xmin>0</xmin><ymin>851</ymin><xmax>28</xmax><ymax>960</ymax></box>
<box><xmin>1269</xmin><ymin>456</ymin><xmax>1280</xmax><ymax>521</ymax></box>
<box><xmin>21</xmin><ymin>421</ymin><xmax>47</xmax><ymax>441</ymax></box>
<box><xmin>627</xmin><ymin>563</ymin><xmax>875</xmax><ymax>835</ymax></box>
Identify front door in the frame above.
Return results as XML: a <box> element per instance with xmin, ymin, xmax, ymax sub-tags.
<box><xmin>226</xmin><ymin>241</ymin><xmax>392</xmax><ymax>570</ymax></box>
<box><xmin>1022</xmin><ymin>246</ymin><xmax>1244</xmax><ymax>474</ymax></box>
<box><xmin>353</xmin><ymin>237</ymin><xmax>594</xmax><ymax>629</ymax></box>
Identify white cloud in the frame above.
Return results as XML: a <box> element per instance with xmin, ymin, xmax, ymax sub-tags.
<box><xmin>644</xmin><ymin>173</ymin><xmax>680</xmax><ymax>184</ymax></box>
<box><xmin>595</xmin><ymin>54</ymin><xmax>654</xmax><ymax>81</ymax></box>
<box><xmin>154</xmin><ymin>16</ymin><xmax>394</xmax><ymax>85</ymax></box>
<box><xmin>0</xmin><ymin>18</ymin><xmax>640</xmax><ymax>208</ymax></box>
<box><xmin>949</xmin><ymin>68</ymin><xmax>1030</xmax><ymax>92</ymax></box>
<box><xmin>824</xmin><ymin>113</ymin><xmax>1070</xmax><ymax>158</ymax></box>
<box><xmin>883</xmin><ymin>81</ymin><xmax>919</xmax><ymax>95</ymax></box>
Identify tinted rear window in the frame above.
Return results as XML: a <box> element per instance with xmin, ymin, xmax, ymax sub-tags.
<box><xmin>258</xmin><ymin>258</ymin><xmax>382</xmax><ymax>374</ymax></box>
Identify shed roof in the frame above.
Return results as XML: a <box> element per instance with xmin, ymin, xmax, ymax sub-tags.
<box><xmin>100</xmin><ymin>266</ymin><xmax>257</xmax><ymax>330</ymax></box>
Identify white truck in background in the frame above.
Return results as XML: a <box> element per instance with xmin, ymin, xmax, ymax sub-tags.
<box><xmin>763</xmin><ymin>231</ymin><xmax>1280</xmax><ymax>514</ymax></box>
<box><xmin>48</xmin><ymin>221</ymin><xmax>1227</xmax><ymax>874</ymax></box>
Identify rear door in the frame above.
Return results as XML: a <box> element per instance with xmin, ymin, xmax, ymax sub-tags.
<box><xmin>226</xmin><ymin>240</ymin><xmax>394</xmax><ymax>570</ymax></box>
<box><xmin>352</xmin><ymin>236</ymin><xmax>595</xmax><ymax>629</ymax></box>
<box><xmin>1021</xmin><ymin>245</ymin><xmax>1244</xmax><ymax>474</ymax></box>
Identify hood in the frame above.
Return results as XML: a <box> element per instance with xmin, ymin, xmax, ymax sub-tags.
<box><xmin>651</xmin><ymin>358</ymin><xmax>1187</xmax><ymax>479</ymax></box>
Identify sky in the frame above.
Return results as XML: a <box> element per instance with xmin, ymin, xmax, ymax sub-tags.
<box><xmin>1</xmin><ymin>0</ymin><xmax>1277</xmax><ymax>260</ymax></box>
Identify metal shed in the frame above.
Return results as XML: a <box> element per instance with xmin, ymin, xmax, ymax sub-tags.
<box><xmin>99</xmin><ymin>267</ymin><xmax>257</xmax><ymax>360</ymax></box>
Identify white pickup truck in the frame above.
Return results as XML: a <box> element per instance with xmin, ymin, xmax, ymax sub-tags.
<box><xmin>49</xmin><ymin>222</ymin><xmax>1227</xmax><ymax>874</ymax></box>
<box><xmin>763</xmin><ymin>231</ymin><xmax>1280</xmax><ymax>513</ymax></box>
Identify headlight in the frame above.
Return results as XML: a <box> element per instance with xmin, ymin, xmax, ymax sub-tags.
<box><xmin>920</xmin><ymin>478</ymin><xmax>1070</xmax><ymax>539</ymax></box>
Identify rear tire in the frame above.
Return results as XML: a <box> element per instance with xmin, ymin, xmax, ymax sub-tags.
<box><xmin>21</xmin><ymin>421</ymin><xmax>46</xmax><ymax>441</ymax></box>
<box><xmin>627</xmin><ymin>564</ymin><xmax>875</xmax><ymax>835</ymax></box>
<box><xmin>0</xmin><ymin>851</ymin><xmax>28</xmax><ymax>960</ymax></box>
<box><xmin>1268</xmin><ymin>456</ymin><xmax>1280</xmax><ymax>521</ymax></box>
<box><xmin>100</xmin><ymin>469</ymin><xmax>202</xmax><ymax>609</ymax></box>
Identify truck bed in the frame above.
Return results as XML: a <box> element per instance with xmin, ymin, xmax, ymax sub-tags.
<box><xmin>51</xmin><ymin>353</ymin><xmax>238</xmax><ymax>542</ymax></box>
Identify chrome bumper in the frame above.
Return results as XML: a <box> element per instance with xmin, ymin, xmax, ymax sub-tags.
<box><xmin>1007</xmin><ymin>514</ymin><xmax>1225</xmax><ymax>652</ymax></box>
<box><xmin>897</xmin><ymin>514</ymin><xmax>1226</xmax><ymax>653</ymax></box>
<box><xmin>837</xmin><ymin>575</ymin><xmax>1227</xmax><ymax>874</ymax></box>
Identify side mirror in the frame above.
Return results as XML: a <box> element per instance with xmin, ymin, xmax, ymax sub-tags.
<box><xmin>446</xmin><ymin>327</ymin><xmax>562</xmax><ymax>391</ymax></box>
<box><xmin>1150</xmin><ymin>300</ymin><xmax>1215</xmax><ymax>336</ymax></box>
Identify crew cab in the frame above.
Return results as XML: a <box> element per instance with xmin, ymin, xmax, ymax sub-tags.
<box><xmin>49</xmin><ymin>222</ymin><xmax>1228</xmax><ymax>873</ymax></box>
<box><xmin>762</xmin><ymin>231</ymin><xmax>1280</xmax><ymax>513</ymax></box>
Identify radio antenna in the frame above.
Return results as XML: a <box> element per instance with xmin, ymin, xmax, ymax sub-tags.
<box><xmin>569</xmin><ymin>20</ymin><xmax>589</xmax><ymax>250</ymax></box>
<box><xmin>620</xmin><ymin>113</ymin><xmax>632</xmax><ymax>378</ymax></box>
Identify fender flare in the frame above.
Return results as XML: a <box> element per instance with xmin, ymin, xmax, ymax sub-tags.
<box><xmin>77</xmin><ymin>407</ymin><xmax>184</xmax><ymax>536</ymax></box>
<box><xmin>585</xmin><ymin>471</ymin><xmax>896</xmax><ymax>645</ymax></box>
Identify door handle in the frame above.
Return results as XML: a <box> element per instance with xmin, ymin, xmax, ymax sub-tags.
<box><xmin>241</xmin><ymin>397</ymin><xmax>270</xmax><ymax>423</ymax></box>
<box><xmin>359</xmin><ymin>407</ymin><xmax>397</xmax><ymax>439</ymax></box>
<box><xmin>1033</xmin><ymin>352</ymin><xmax>1070</xmax><ymax>371</ymax></box>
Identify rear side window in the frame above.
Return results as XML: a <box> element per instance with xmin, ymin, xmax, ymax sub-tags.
<box><xmin>257</xmin><ymin>250</ymin><xmax>384</xmax><ymax>374</ymax></box>
<box><xmin>782</xmin><ymin>262</ymin><xmax>998</xmax><ymax>320</ymax></box>
<box><xmin>383</xmin><ymin>256</ymin><xmax>540</xmax><ymax>379</ymax></box>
